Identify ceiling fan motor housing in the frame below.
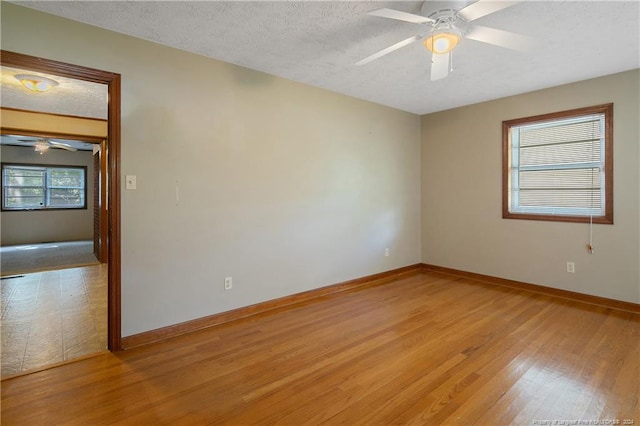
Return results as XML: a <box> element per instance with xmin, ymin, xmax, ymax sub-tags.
<box><xmin>422</xmin><ymin>8</ymin><xmax>466</xmax><ymax>54</ymax></box>
<box><xmin>421</xmin><ymin>1</ymin><xmax>467</xmax><ymax>38</ymax></box>
<box><xmin>420</xmin><ymin>0</ymin><xmax>470</xmax><ymax>17</ymax></box>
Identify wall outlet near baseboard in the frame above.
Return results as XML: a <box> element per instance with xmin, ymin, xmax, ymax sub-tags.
<box><xmin>224</xmin><ymin>276</ymin><xmax>233</xmax><ymax>290</ymax></box>
<box><xmin>385</xmin><ymin>248</ymin><xmax>390</xmax><ymax>257</ymax></box>
<box><xmin>566</xmin><ymin>262</ymin><xmax>575</xmax><ymax>273</ymax></box>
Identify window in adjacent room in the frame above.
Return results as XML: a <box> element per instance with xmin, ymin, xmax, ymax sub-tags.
<box><xmin>502</xmin><ymin>103</ymin><xmax>613</xmax><ymax>224</ymax></box>
<box><xmin>1</xmin><ymin>164</ymin><xmax>87</xmax><ymax>211</ymax></box>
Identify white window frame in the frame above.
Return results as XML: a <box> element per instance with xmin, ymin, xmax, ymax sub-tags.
<box><xmin>1</xmin><ymin>163</ymin><xmax>87</xmax><ymax>211</ymax></box>
<box><xmin>502</xmin><ymin>104</ymin><xmax>613</xmax><ymax>224</ymax></box>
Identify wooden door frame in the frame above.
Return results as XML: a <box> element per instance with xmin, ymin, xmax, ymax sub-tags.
<box><xmin>97</xmin><ymin>139</ymin><xmax>109</xmax><ymax>263</ymax></box>
<box><xmin>1</xmin><ymin>50</ymin><xmax>122</xmax><ymax>351</ymax></box>
<box><xmin>90</xmin><ymin>139</ymin><xmax>109</xmax><ymax>263</ymax></box>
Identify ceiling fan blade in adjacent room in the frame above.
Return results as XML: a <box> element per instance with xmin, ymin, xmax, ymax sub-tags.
<box><xmin>466</xmin><ymin>25</ymin><xmax>535</xmax><ymax>51</ymax></box>
<box><xmin>430</xmin><ymin>52</ymin><xmax>450</xmax><ymax>81</ymax></box>
<box><xmin>458</xmin><ymin>0</ymin><xmax>522</xmax><ymax>22</ymax></box>
<box><xmin>356</xmin><ymin>35</ymin><xmax>422</xmax><ymax>66</ymax></box>
<box><xmin>367</xmin><ymin>8</ymin><xmax>434</xmax><ymax>24</ymax></box>
<box><xmin>49</xmin><ymin>141</ymin><xmax>78</xmax><ymax>151</ymax></box>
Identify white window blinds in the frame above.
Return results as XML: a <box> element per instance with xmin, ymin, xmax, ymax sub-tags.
<box><xmin>508</xmin><ymin>113</ymin><xmax>606</xmax><ymax>217</ymax></box>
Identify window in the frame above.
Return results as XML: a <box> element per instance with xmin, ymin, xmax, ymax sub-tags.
<box><xmin>2</xmin><ymin>164</ymin><xmax>87</xmax><ymax>211</ymax></box>
<box><xmin>502</xmin><ymin>104</ymin><xmax>613</xmax><ymax>224</ymax></box>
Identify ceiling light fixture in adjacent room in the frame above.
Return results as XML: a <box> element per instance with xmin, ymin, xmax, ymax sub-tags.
<box><xmin>34</xmin><ymin>140</ymin><xmax>50</xmax><ymax>154</ymax></box>
<box><xmin>14</xmin><ymin>74</ymin><xmax>59</xmax><ymax>92</ymax></box>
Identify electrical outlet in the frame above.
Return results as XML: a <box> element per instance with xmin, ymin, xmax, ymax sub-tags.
<box><xmin>224</xmin><ymin>276</ymin><xmax>232</xmax><ymax>290</ymax></box>
<box><xmin>566</xmin><ymin>262</ymin><xmax>575</xmax><ymax>273</ymax></box>
<box><xmin>385</xmin><ymin>248</ymin><xmax>390</xmax><ymax>257</ymax></box>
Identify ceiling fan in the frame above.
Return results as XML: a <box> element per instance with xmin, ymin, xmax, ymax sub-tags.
<box><xmin>24</xmin><ymin>138</ymin><xmax>78</xmax><ymax>154</ymax></box>
<box><xmin>356</xmin><ymin>0</ymin><xmax>534</xmax><ymax>81</ymax></box>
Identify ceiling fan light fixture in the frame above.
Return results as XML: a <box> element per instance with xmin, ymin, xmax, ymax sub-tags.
<box><xmin>424</xmin><ymin>32</ymin><xmax>461</xmax><ymax>54</ymax></box>
<box><xmin>14</xmin><ymin>74</ymin><xmax>59</xmax><ymax>92</ymax></box>
<box><xmin>34</xmin><ymin>141</ymin><xmax>50</xmax><ymax>154</ymax></box>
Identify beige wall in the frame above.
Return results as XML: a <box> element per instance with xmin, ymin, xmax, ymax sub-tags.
<box><xmin>1</xmin><ymin>3</ymin><xmax>422</xmax><ymax>336</ymax></box>
<box><xmin>0</xmin><ymin>145</ymin><xmax>95</xmax><ymax>245</ymax></box>
<box><xmin>421</xmin><ymin>70</ymin><xmax>640</xmax><ymax>303</ymax></box>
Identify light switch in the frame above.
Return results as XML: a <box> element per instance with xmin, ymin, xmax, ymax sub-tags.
<box><xmin>126</xmin><ymin>175</ymin><xmax>137</xmax><ymax>190</ymax></box>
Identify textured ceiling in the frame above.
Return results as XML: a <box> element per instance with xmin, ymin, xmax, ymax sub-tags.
<box><xmin>1</xmin><ymin>66</ymin><xmax>108</xmax><ymax>119</ymax></box>
<box><xmin>8</xmin><ymin>0</ymin><xmax>640</xmax><ymax>115</ymax></box>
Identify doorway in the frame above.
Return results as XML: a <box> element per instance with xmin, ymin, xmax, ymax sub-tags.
<box><xmin>0</xmin><ymin>51</ymin><xmax>121</xmax><ymax>358</ymax></box>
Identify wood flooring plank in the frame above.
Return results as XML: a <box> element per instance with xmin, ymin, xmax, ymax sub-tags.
<box><xmin>436</xmin><ymin>301</ymin><xmax>565</xmax><ymax>423</ymax></box>
<box><xmin>380</xmin><ymin>302</ymin><xmax>558</xmax><ymax>424</ymax></box>
<box><xmin>2</xmin><ymin>270</ymin><xmax>639</xmax><ymax>424</ymax></box>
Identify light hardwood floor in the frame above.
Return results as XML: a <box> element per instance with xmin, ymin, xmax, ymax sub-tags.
<box><xmin>1</xmin><ymin>270</ymin><xmax>638</xmax><ymax>424</ymax></box>
<box><xmin>1</xmin><ymin>264</ymin><xmax>107</xmax><ymax>377</ymax></box>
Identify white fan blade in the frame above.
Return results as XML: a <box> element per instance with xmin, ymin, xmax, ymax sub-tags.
<box><xmin>430</xmin><ymin>52</ymin><xmax>450</xmax><ymax>81</ymax></box>
<box><xmin>367</xmin><ymin>8</ymin><xmax>434</xmax><ymax>24</ymax></box>
<box><xmin>458</xmin><ymin>0</ymin><xmax>522</xmax><ymax>22</ymax></box>
<box><xmin>466</xmin><ymin>25</ymin><xmax>535</xmax><ymax>51</ymax></box>
<box><xmin>49</xmin><ymin>141</ymin><xmax>77</xmax><ymax>151</ymax></box>
<box><xmin>356</xmin><ymin>35</ymin><xmax>422</xmax><ymax>66</ymax></box>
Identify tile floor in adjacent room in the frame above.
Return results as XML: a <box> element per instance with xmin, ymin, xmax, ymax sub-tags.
<box><xmin>1</xmin><ymin>264</ymin><xmax>107</xmax><ymax>378</ymax></box>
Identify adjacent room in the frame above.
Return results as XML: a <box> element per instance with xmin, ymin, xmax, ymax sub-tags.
<box><xmin>1</xmin><ymin>136</ymin><xmax>99</xmax><ymax>276</ymax></box>
<box><xmin>1</xmin><ymin>0</ymin><xmax>638</xmax><ymax>424</ymax></box>
<box><xmin>0</xmin><ymin>90</ymin><xmax>110</xmax><ymax>376</ymax></box>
